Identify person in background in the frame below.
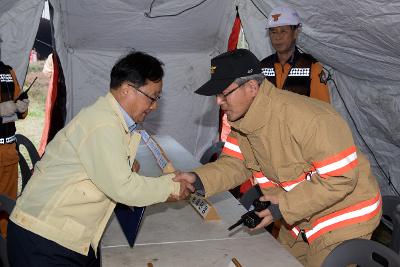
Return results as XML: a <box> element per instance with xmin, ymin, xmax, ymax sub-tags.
<box><xmin>261</xmin><ymin>5</ymin><xmax>330</xmax><ymax>103</ymax></box>
<box><xmin>0</xmin><ymin>42</ymin><xmax>29</xmax><ymax>238</ymax></box>
<box><xmin>7</xmin><ymin>51</ymin><xmax>189</xmax><ymax>266</ymax></box>
<box><xmin>175</xmin><ymin>49</ymin><xmax>381</xmax><ymax>267</ymax></box>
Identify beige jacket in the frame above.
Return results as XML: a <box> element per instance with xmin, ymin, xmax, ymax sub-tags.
<box><xmin>195</xmin><ymin>80</ymin><xmax>381</xmax><ymax>249</ymax></box>
<box><xmin>11</xmin><ymin>93</ymin><xmax>180</xmax><ymax>255</ymax></box>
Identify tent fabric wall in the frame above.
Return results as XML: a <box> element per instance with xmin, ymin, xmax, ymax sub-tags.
<box><xmin>49</xmin><ymin>0</ymin><xmax>237</xmax><ymax>158</ymax></box>
<box><xmin>1</xmin><ymin>0</ymin><xmax>399</xmax><ymax>195</ymax></box>
<box><xmin>0</xmin><ymin>0</ymin><xmax>44</xmax><ymax>84</ymax></box>
<box><xmin>239</xmin><ymin>0</ymin><xmax>400</xmax><ymax>195</ymax></box>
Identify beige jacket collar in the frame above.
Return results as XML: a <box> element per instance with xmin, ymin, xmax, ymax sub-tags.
<box><xmin>105</xmin><ymin>92</ymin><xmax>130</xmax><ymax>134</ymax></box>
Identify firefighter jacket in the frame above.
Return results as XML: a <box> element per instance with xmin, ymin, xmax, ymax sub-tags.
<box><xmin>195</xmin><ymin>80</ymin><xmax>381</xmax><ymax>249</ymax></box>
<box><xmin>260</xmin><ymin>47</ymin><xmax>330</xmax><ymax>103</ymax></box>
<box><xmin>10</xmin><ymin>92</ymin><xmax>181</xmax><ymax>255</ymax></box>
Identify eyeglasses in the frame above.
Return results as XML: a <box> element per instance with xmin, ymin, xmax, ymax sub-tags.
<box><xmin>127</xmin><ymin>83</ymin><xmax>161</xmax><ymax>104</ymax></box>
<box><xmin>216</xmin><ymin>81</ymin><xmax>247</xmax><ymax>99</ymax></box>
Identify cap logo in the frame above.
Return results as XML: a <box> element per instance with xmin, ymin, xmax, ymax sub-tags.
<box><xmin>247</xmin><ymin>69</ymin><xmax>253</xmax><ymax>74</ymax></box>
<box><xmin>272</xmin><ymin>13</ymin><xmax>281</xmax><ymax>21</ymax></box>
<box><xmin>210</xmin><ymin>66</ymin><xmax>216</xmax><ymax>74</ymax></box>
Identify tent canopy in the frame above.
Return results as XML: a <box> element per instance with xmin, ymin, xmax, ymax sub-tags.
<box><xmin>1</xmin><ymin>0</ymin><xmax>399</xmax><ymax>195</ymax></box>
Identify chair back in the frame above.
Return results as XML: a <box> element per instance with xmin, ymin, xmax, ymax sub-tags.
<box><xmin>373</xmin><ymin>195</ymin><xmax>400</xmax><ymax>254</ymax></box>
<box><xmin>16</xmin><ymin>134</ymin><xmax>40</xmax><ymax>190</ymax></box>
<box><xmin>322</xmin><ymin>239</ymin><xmax>400</xmax><ymax>267</ymax></box>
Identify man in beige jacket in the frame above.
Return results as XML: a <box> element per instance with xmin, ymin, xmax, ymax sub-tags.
<box><xmin>8</xmin><ymin>51</ymin><xmax>189</xmax><ymax>266</ymax></box>
<box><xmin>175</xmin><ymin>49</ymin><xmax>381</xmax><ymax>267</ymax></box>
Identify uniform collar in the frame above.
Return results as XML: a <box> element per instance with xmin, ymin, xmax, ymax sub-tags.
<box><xmin>229</xmin><ymin>80</ymin><xmax>273</xmax><ymax>134</ymax></box>
<box><xmin>273</xmin><ymin>46</ymin><xmax>301</xmax><ymax>66</ymax></box>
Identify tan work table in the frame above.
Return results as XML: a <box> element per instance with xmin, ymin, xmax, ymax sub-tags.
<box><xmin>101</xmin><ymin>135</ymin><xmax>302</xmax><ymax>267</ymax></box>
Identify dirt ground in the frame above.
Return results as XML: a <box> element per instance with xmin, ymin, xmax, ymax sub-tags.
<box><xmin>15</xmin><ymin>60</ymin><xmax>49</xmax><ymax>149</ymax></box>
<box><xmin>15</xmin><ymin>60</ymin><xmax>49</xmax><ymax>194</ymax></box>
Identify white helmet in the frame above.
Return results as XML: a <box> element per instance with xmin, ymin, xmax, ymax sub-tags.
<box><xmin>266</xmin><ymin>6</ymin><xmax>301</xmax><ymax>29</ymax></box>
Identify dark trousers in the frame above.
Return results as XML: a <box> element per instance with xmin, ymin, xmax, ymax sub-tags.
<box><xmin>7</xmin><ymin>221</ymin><xmax>101</xmax><ymax>267</ymax></box>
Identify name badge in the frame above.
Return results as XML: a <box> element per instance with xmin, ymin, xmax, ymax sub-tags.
<box><xmin>189</xmin><ymin>193</ymin><xmax>220</xmax><ymax>221</ymax></box>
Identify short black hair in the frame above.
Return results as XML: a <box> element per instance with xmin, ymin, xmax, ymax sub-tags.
<box><xmin>110</xmin><ymin>51</ymin><xmax>164</xmax><ymax>89</ymax></box>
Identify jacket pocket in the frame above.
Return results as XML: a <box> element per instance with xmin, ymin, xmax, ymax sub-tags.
<box><xmin>61</xmin><ymin>217</ymin><xmax>85</xmax><ymax>240</ymax></box>
<box><xmin>58</xmin><ymin>180</ymin><xmax>109</xmax><ymax>230</ymax></box>
<box><xmin>244</xmin><ymin>161</ymin><xmax>261</xmax><ymax>172</ymax></box>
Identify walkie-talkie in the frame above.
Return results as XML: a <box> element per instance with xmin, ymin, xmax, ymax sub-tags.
<box><xmin>15</xmin><ymin>77</ymin><xmax>37</xmax><ymax>102</ymax></box>
<box><xmin>228</xmin><ymin>199</ymin><xmax>270</xmax><ymax>231</ymax></box>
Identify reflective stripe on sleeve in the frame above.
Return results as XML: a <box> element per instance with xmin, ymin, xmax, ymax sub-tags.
<box><xmin>253</xmin><ymin>171</ymin><xmax>277</xmax><ymax>188</ymax></box>
<box><xmin>222</xmin><ymin>136</ymin><xmax>244</xmax><ymax>160</ymax></box>
<box><xmin>253</xmin><ymin>171</ymin><xmax>315</xmax><ymax>191</ymax></box>
<box><xmin>312</xmin><ymin>146</ymin><xmax>358</xmax><ymax>178</ymax></box>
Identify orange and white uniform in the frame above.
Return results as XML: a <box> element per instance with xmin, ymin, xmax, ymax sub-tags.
<box><xmin>260</xmin><ymin>46</ymin><xmax>330</xmax><ymax>103</ymax></box>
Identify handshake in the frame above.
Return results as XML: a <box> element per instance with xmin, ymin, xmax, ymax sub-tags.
<box><xmin>167</xmin><ymin>172</ymin><xmax>198</xmax><ymax>202</ymax></box>
<box><xmin>131</xmin><ymin>160</ymin><xmax>197</xmax><ymax>203</ymax></box>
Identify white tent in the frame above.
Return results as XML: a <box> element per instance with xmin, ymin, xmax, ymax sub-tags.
<box><xmin>1</xmin><ymin>0</ymin><xmax>399</xmax><ymax>195</ymax></box>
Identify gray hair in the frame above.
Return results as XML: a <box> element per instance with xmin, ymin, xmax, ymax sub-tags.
<box><xmin>234</xmin><ymin>73</ymin><xmax>265</xmax><ymax>86</ymax></box>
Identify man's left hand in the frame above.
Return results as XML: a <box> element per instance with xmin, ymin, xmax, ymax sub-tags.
<box><xmin>166</xmin><ymin>180</ymin><xmax>191</xmax><ymax>202</ymax></box>
<box><xmin>16</xmin><ymin>99</ymin><xmax>29</xmax><ymax>113</ymax></box>
<box><xmin>251</xmin><ymin>194</ymin><xmax>279</xmax><ymax>230</ymax></box>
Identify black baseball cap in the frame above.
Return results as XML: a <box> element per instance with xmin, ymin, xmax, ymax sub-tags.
<box><xmin>195</xmin><ymin>49</ymin><xmax>261</xmax><ymax>96</ymax></box>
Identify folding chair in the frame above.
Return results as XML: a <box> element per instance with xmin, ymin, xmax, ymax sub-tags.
<box><xmin>322</xmin><ymin>239</ymin><xmax>400</xmax><ymax>267</ymax></box>
<box><xmin>372</xmin><ymin>195</ymin><xmax>400</xmax><ymax>254</ymax></box>
<box><xmin>16</xmin><ymin>134</ymin><xmax>40</xmax><ymax>191</ymax></box>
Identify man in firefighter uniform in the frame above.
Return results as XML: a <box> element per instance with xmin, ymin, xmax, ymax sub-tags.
<box><xmin>261</xmin><ymin>6</ymin><xmax>330</xmax><ymax>103</ymax></box>
<box><xmin>0</xmin><ymin>60</ymin><xmax>29</xmax><ymax>237</ymax></box>
<box><xmin>238</xmin><ymin>6</ymin><xmax>330</xmax><ymax>197</ymax></box>
<box><xmin>175</xmin><ymin>49</ymin><xmax>381</xmax><ymax>267</ymax></box>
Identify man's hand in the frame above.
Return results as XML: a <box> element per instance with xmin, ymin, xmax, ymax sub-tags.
<box><xmin>252</xmin><ymin>194</ymin><xmax>279</xmax><ymax>230</ymax></box>
<box><xmin>0</xmin><ymin>101</ymin><xmax>17</xmax><ymax>116</ymax></box>
<box><xmin>166</xmin><ymin>172</ymin><xmax>200</xmax><ymax>202</ymax></box>
<box><xmin>131</xmin><ymin>159</ymin><xmax>140</xmax><ymax>173</ymax></box>
<box><xmin>173</xmin><ymin>172</ymin><xmax>196</xmax><ymax>188</ymax></box>
<box><xmin>16</xmin><ymin>99</ymin><xmax>29</xmax><ymax>113</ymax></box>
<box><xmin>166</xmin><ymin>179</ymin><xmax>192</xmax><ymax>202</ymax></box>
